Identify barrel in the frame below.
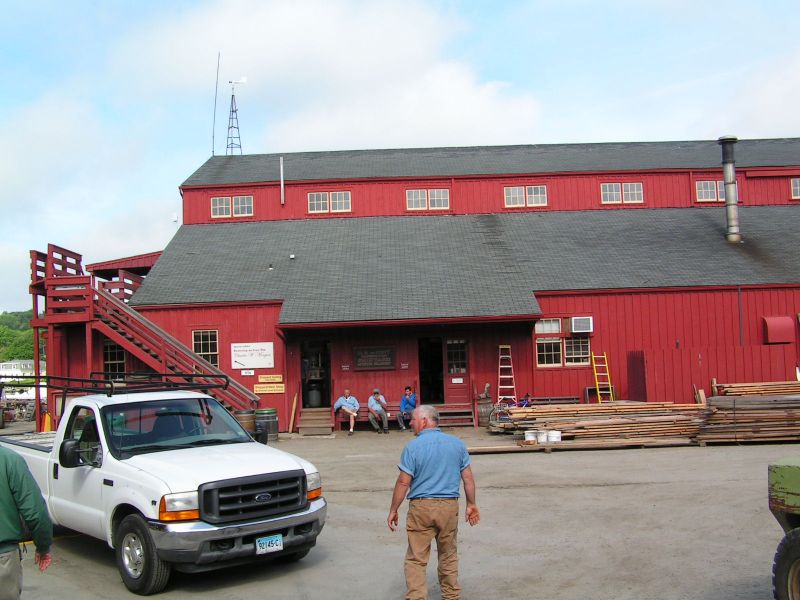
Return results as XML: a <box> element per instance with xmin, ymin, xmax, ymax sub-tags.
<box><xmin>234</xmin><ymin>409</ymin><xmax>256</xmax><ymax>434</ymax></box>
<box><xmin>307</xmin><ymin>386</ymin><xmax>322</xmax><ymax>408</ymax></box>
<box><xmin>477</xmin><ymin>401</ymin><xmax>493</xmax><ymax>427</ymax></box>
<box><xmin>255</xmin><ymin>408</ymin><xmax>279</xmax><ymax>444</ymax></box>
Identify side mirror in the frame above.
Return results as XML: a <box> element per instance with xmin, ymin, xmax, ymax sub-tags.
<box><xmin>59</xmin><ymin>439</ymin><xmax>81</xmax><ymax>468</ymax></box>
<box><xmin>59</xmin><ymin>440</ymin><xmax>103</xmax><ymax>468</ymax></box>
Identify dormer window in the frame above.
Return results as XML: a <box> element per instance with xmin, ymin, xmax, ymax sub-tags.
<box><xmin>308</xmin><ymin>191</ymin><xmax>351</xmax><ymax>214</ymax></box>
<box><xmin>406</xmin><ymin>189</ymin><xmax>450</xmax><ymax>211</ymax></box>
<box><xmin>211</xmin><ymin>195</ymin><xmax>253</xmax><ymax>218</ymax></box>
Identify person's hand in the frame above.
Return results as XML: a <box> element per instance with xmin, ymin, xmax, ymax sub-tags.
<box><xmin>465</xmin><ymin>504</ymin><xmax>480</xmax><ymax>526</ymax></box>
<box><xmin>387</xmin><ymin>510</ymin><xmax>399</xmax><ymax>531</ymax></box>
<box><xmin>34</xmin><ymin>552</ymin><xmax>52</xmax><ymax>572</ymax></box>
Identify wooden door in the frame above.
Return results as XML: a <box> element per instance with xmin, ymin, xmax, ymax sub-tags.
<box><xmin>443</xmin><ymin>338</ymin><xmax>469</xmax><ymax>404</ymax></box>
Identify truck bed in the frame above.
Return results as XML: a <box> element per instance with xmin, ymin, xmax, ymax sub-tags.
<box><xmin>0</xmin><ymin>432</ymin><xmax>57</xmax><ymax>453</ymax></box>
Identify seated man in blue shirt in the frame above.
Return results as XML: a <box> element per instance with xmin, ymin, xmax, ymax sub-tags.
<box><xmin>397</xmin><ymin>386</ymin><xmax>417</xmax><ymax>431</ymax></box>
<box><xmin>368</xmin><ymin>388</ymin><xmax>390</xmax><ymax>434</ymax></box>
<box><xmin>333</xmin><ymin>388</ymin><xmax>360</xmax><ymax>436</ymax></box>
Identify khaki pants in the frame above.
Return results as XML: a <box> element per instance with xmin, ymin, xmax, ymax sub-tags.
<box><xmin>404</xmin><ymin>498</ymin><xmax>460</xmax><ymax>600</ymax></box>
<box><xmin>0</xmin><ymin>548</ymin><xmax>22</xmax><ymax>600</ymax></box>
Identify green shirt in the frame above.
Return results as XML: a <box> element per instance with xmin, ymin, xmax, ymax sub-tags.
<box><xmin>0</xmin><ymin>446</ymin><xmax>53</xmax><ymax>555</ymax></box>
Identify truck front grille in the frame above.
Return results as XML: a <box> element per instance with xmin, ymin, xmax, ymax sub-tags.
<box><xmin>199</xmin><ymin>470</ymin><xmax>307</xmax><ymax>524</ymax></box>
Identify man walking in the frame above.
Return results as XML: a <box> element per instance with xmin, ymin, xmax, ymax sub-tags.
<box><xmin>0</xmin><ymin>446</ymin><xmax>53</xmax><ymax>600</ymax></box>
<box><xmin>387</xmin><ymin>405</ymin><xmax>479</xmax><ymax>600</ymax></box>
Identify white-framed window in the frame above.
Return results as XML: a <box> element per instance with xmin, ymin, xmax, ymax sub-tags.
<box><xmin>505</xmin><ymin>185</ymin><xmax>548</xmax><ymax>208</ymax></box>
<box><xmin>211</xmin><ymin>197</ymin><xmax>231</xmax><ymax>218</ymax></box>
<box><xmin>792</xmin><ymin>178</ymin><xmax>800</xmax><ymax>199</ymax></box>
<box><xmin>527</xmin><ymin>185</ymin><xmax>548</xmax><ymax>206</ymax></box>
<box><xmin>308</xmin><ymin>192</ymin><xmax>329</xmax><ymax>213</ymax></box>
<box><xmin>564</xmin><ymin>337</ymin><xmax>591</xmax><ymax>365</ymax></box>
<box><xmin>233</xmin><ymin>195</ymin><xmax>253</xmax><ymax>216</ymax></box>
<box><xmin>534</xmin><ymin>317</ymin><xmax>591</xmax><ymax>368</ymax></box>
<box><xmin>600</xmin><ymin>183</ymin><xmax>622</xmax><ymax>204</ymax></box>
<box><xmin>536</xmin><ymin>338</ymin><xmax>562</xmax><ymax>367</ymax></box>
<box><xmin>193</xmin><ymin>330</ymin><xmax>219</xmax><ymax>368</ymax></box>
<box><xmin>406</xmin><ymin>189</ymin><xmax>450</xmax><ymax>211</ymax></box>
<box><xmin>695</xmin><ymin>180</ymin><xmax>732</xmax><ymax>202</ymax></box>
<box><xmin>330</xmin><ymin>191</ymin><xmax>352</xmax><ymax>212</ymax></box>
<box><xmin>446</xmin><ymin>339</ymin><xmax>467</xmax><ymax>374</ymax></box>
<box><xmin>622</xmin><ymin>182</ymin><xmax>643</xmax><ymax>203</ymax></box>
<box><xmin>103</xmin><ymin>340</ymin><xmax>126</xmax><ymax>379</ymax></box>
<box><xmin>307</xmin><ymin>190</ymin><xmax>350</xmax><ymax>214</ymax></box>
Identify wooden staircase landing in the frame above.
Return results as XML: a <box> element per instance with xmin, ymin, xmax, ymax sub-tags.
<box><xmin>297</xmin><ymin>407</ymin><xmax>333</xmax><ymax>436</ymax></box>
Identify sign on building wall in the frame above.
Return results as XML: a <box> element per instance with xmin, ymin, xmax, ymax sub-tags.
<box><xmin>259</xmin><ymin>374</ymin><xmax>283</xmax><ymax>383</ymax></box>
<box><xmin>231</xmin><ymin>342</ymin><xmax>274</xmax><ymax>369</ymax></box>
<box><xmin>353</xmin><ymin>346</ymin><xmax>396</xmax><ymax>371</ymax></box>
<box><xmin>254</xmin><ymin>383</ymin><xmax>285</xmax><ymax>394</ymax></box>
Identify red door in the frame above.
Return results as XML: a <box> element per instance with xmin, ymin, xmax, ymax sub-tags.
<box><xmin>443</xmin><ymin>338</ymin><xmax>469</xmax><ymax>404</ymax></box>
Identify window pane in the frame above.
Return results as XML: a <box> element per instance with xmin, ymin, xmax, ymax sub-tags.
<box><xmin>233</xmin><ymin>195</ymin><xmax>253</xmax><ymax>216</ymax></box>
<box><xmin>534</xmin><ymin>318</ymin><xmax>561</xmax><ymax>334</ymax></box>
<box><xmin>793</xmin><ymin>178</ymin><xmax>800</xmax><ymax>199</ymax></box>
<box><xmin>717</xmin><ymin>181</ymin><xmax>726</xmax><ymax>201</ymax></box>
<box><xmin>526</xmin><ymin>185</ymin><xmax>547</xmax><ymax>206</ymax></box>
<box><xmin>565</xmin><ymin>337</ymin><xmax>591</xmax><ymax>365</ymax></box>
<box><xmin>504</xmin><ymin>186</ymin><xmax>525</xmax><ymax>207</ymax></box>
<box><xmin>406</xmin><ymin>189</ymin><xmax>427</xmax><ymax>210</ymax></box>
<box><xmin>622</xmin><ymin>182</ymin><xmax>643</xmax><ymax>203</ymax></box>
<box><xmin>429</xmin><ymin>189</ymin><xmax>450</xmax><ymax>209</ymax></box>
<box><xmin>103</xmin><ymin>341</ymin><xmax>125</xmax><ymax>379</ymax></box>
<box><xmin>330</xmin><ymin>191</ymin><xmax>351</xmax><ymax>212</ymax></box>
<box><xmin>193</xmin><ymin>330</ymin><xmax>219</xmax><ymax>367</ymax></box>
<box><xmin>211</xmin><ymin>197</ymin><xmax>231</xmax><ymax>217</ymax></box>
<box><xmin>446</xmin><ymin>339</ymin><xmax>467</xmax><ymax>374</ymax></box>
<box><xmin>308</xmin><ymin>192</ymin><xmax>329</xmax><ymax>213</ymax></box>
<box><xmin>601</xmin><ymin>183</ymin><xmax>621</xmax><ymax>204</ymax></box>
<box><xmin>536</xmin><ymin>338</ymin><xmax>562</xmax><ymax>366</ymax></box>
<box><xmin>695</xmin><ymin>181</ymin><xmax>717</xmax><ymax>201</ymax></box>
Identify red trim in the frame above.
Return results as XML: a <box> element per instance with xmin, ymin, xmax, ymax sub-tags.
<box><xmin>744</xmin><ymin>168</ymin><xmax>800</xmax><ymax>178</ymax></box>
<box><xmin>135</xmin><ymin>299</ymin><xmax>283</xmax><ymax>311</ymax></box>
<box><xmin>535</xmin><ymin>283</ymin><xmax>800</xmax><ymax>297</ymax></box>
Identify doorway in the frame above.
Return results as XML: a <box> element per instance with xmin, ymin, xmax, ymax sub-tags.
<box><xmin>418</xmin><ymin>337</ymin><xmax>444</xmax><ymax>404</ymax></box>
<box><xmin>300</xmin><ymin>341</ymin><xmax>331</xmax><ymax>408</ymax></box>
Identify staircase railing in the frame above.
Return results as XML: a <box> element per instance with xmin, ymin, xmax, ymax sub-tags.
<box><xmin>93</xmin><ymin>287</ymin><xmax>258</xmax><ymax>411</ymax></box>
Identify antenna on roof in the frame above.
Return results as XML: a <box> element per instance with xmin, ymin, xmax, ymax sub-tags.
<box><xmin>211</xmin><ymin>52</ymin><xmax>220</xmax><ymax>156</ymax></box>
<box><xmin>226</xmin><ymin>77</ymin><xmax>246</xmax><ymax>155</ymax></box>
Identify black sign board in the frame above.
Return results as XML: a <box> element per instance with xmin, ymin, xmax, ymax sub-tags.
<box><xmin>353</xmin><ymin>346</ymin><xmax>396</xmax><ymax>371</ymax></box>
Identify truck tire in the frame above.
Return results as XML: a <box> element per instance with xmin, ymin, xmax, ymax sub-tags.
<box><xmin>115</xmin><ymin>514</ymin><xmax>172</xmax><ymax>596</ymax></box>
<box><xmin>773</xmin><ymin>527</ymin><xmax>800</xmax><ymax>600</ymax></box>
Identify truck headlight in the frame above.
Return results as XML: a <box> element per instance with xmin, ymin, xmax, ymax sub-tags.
<box><xmin>159</xmin><ymin>491</ymin><xmax>200</xmax><ymax>521</ymax></box>
<box><xmin>307</xmin><ymin>471</ymin><xmax>322</xmax><ymax>501</ymax></box>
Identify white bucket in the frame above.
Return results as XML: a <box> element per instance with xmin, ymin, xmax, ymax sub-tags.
<box><xmin>547</xmin><ymin>430</ymin><xmax>562</xmax><ymax>443</ymax></box>
<box><xmin>524</xmin><ymin>430</ymin><xmax>537</xmax><ymax>442</ymax></box>
<box><xmin>536</xmin><ymin>430</ymin><xmax>548</xmax><ymax>444</ymax></box>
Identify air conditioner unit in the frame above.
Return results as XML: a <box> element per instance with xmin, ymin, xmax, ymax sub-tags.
<box><xmin>570</xmin><ymin>316</ymin><xmax>593</xmax><ymax>333</ymax></box>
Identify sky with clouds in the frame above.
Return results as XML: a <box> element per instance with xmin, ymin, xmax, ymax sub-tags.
<box><xmin>1</xmin><ymin>0</ymin><xmax>799</xmax><ymax>312</ymax></box>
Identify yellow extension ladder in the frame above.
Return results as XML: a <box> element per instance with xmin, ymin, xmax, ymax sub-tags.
<box><xmin>497</xmin><ymin>345</ymin><xmax>517</xmax><ymax>406</ymax></box>
<box><xmin>591</xmin><ymin>352</ymin><xmax>615</xmax><ymax>403</ymax></box>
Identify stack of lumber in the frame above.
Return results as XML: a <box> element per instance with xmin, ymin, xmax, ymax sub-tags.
<box><xmin>492</xmin><ymin>401</ymin><xmax>704</xmax><ymax>441</ymax></box>
<box><xmin>696</xmin><ymin>382</ymin><xmax>800</xmax><ymax>443</ymax></box>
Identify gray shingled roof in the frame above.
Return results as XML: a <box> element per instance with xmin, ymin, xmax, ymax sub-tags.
<box><xmin>182</xmin><ymin>138</ymin><xmax>800</xmax><ymax>186</ymax></box>
<box><xmin>131</xmin><ymin>206</ymin><xmax>800</xmax><ymax>324</ymax></box>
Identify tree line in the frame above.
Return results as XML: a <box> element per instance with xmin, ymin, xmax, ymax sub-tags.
<box><xmin>0</xmin><ymin>310</ymin><xmax>37</xmax><ymax>362</ymax></box>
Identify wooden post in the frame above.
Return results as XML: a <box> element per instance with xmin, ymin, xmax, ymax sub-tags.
<box><xmin>288</xmin><ymin>392</ymin><xmax>298</xmax><ymax>433</ymax></box>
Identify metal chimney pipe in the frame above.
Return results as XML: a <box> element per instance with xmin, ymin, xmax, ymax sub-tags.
<box><xmin>718</xmin><ymin>135</ymin><xmax>741</xmax><ymax>243</ymax></box>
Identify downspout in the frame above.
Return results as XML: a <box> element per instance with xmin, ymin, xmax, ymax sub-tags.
<box><xmin>718</xmin><ymin>136</ymin><xmax>742</xmax><ymax>243</ymax></box>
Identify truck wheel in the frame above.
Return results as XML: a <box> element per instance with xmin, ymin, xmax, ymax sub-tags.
<box><xmin>115</xmin><ymin>514</ymin><xmax>171</xmax><ymax>596</ymax></box>
<box><xmin>773</xmin><ymin>527</ymin><xmax>800</xmax><ymax>600</ymax></box>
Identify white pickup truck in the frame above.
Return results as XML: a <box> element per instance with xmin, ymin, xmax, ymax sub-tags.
<box><xmin>0</xmin><ymin>387</ymin><xmax>326</xmax><ymax>595</ymax></box>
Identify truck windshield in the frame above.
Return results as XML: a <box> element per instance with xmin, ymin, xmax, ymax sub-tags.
<box><xmin>101</xmin><ymin>396</ymin><xmax>252</xmax><ymax>458</ymax></box>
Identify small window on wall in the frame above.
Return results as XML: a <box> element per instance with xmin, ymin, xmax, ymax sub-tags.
<box><xmin>308</xmin><ymin>191</ymin><xmax>351</xmax><ymax>214</ymax></box>
<box><xmin>406</xmin><ymin>189</ymin><xmax>450</xmax><ymax>211</ymax></box>
<box><xmin>504</xmin><ymin>185</ymin><xmax>548</xmax><ymax>208</ymax></box>
<box><xmin>103</xmin><ymin>340</ymin><xmax>125</xmax><ymax>379</ymax></box>
<box><xmin>792</xmin><ymin>178</ymin><xmax>800</xmax><ymax>199</ymax></box>
<box><xmin>233</xmin><ymin>195</ymin><xmax>253</xmax><ymax>216</ymax></box>
<box><xmin>534</xmin><ymin>317</ymin><xmax>591</xmax><ymax>368</ymax></box>
<box><xmin>696</xmin><ymin>180</ymin><xmax>732</xmax><ymax>202</ymax></box>
<box><xmin>600</xmin><ymin>183</ymin><xmax>622</xmax><ymax>204</ymax></box>
<box><xmin>193</xmin><ymin>330</ymin><xmax>219</xmax><ymax>367</ymax></box>
<box><xmin>565</xmin><ymin>337</ymin><xmax>591</xmax><ymax>365</ymax></box>
<box><xmin>211</xmin><ymin>197</ymin><xmax>232</xmax><ymax>218</ymax></box>
<box><xmin>447</xmin><ymin>339</ymin><xmax>467</xmax><ymax>374</ymax></box>
<box><xmin>536</xmin><ymin>338</ymin><xmax>562</xmax><ymax>367</ymax></box>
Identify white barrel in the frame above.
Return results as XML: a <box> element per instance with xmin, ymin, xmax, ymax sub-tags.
<box><xmin>547</xmin><ymin>430</ymin><xmax>562</xmax><ymax>443</ymax></box>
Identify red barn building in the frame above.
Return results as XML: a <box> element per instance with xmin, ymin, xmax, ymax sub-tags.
<box><xmin>30</xmin><ymin>137</ymin><xmax>800</xmax><ymax>433</ymax></box>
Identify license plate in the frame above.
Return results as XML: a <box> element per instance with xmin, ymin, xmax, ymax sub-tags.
<box><xmin>255</xmin><ymin>534</ymin><xmax>283</xmax><ymax>555</ymax></box>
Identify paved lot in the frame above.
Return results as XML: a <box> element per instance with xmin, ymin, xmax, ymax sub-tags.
<box><xmin>11</xmin><ymin>423</ymin><xmax>796</xmax><ymax>599</ymax></box>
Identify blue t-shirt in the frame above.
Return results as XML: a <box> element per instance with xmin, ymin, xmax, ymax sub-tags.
<box><xmin>398</xmin><ymin>428</ymin><xmax>470</xmax><ymax>499</ymax></box>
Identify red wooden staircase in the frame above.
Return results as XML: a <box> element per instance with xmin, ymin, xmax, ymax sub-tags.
<box><xmin>29</xmin><ymin>244</ymin><xmax>258</xmax><ymax>417</ymax></box>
